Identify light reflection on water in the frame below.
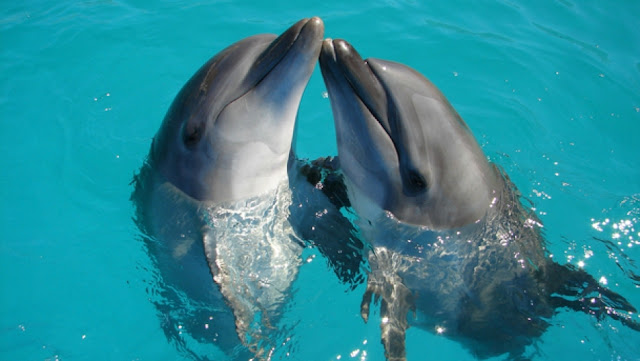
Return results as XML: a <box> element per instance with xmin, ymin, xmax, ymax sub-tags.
<box><xmin>1</xmin><ymin>0</ymin><xmax>639</xmax><ymax>360</ymax></box>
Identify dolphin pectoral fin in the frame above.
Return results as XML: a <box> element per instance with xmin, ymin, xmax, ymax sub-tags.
<box><xmin>302</xmin><ymin>156</ymin><xmax>351</xmax><ymax>209</ymax></box>
<box><xmin>543</xmin><ymin>262</ymin><xmax>640</xmax><ymax>331</ymax></box>
<box><xmin>293</xmin><ymin>156</ymin><xmax>366</xmax><ymax>288</ymax></box>
<box><xmin>363</xmin><ymin>250</ymin><xmax>415</xmax><ymax>360</ymax></box>
<box><xmin>361</xmin><ymin>271</ymin><xmax>385</xmax><ymax>323</ymax></box>
<box><xmin>379</xmin><ymin>280</ymin><xmax>414</xmax><ymax>361</ymax></box>
<box><xmin>380</xmin><ymin>297</ymin><xmax>407</xmax><ymax>361</ymax></box>
<box><xmin>201</xmin><ymin>229</ymin><xmax>260</xmax><ymax>349</ymax></box>
<box><xmin>551</xmin><ymin>296</ymin><xmax>640</xmax><ymax>332</ymax></box>
<box><xmin>361</xmin><ymin>285</ymin><xmax>374</xmax><ymax>323</ymax></box>
<box><xmin>362</xmin><ymin>265</ymin><xmax>414</xmax><ymax>361</ymax></box>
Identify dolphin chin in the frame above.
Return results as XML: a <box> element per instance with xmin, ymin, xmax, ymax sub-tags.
<box><xmin>132</xmin><ymin>17</ymin><xmax>325</xmax><ymax>358</ymax></box>
<box><xmin>319</xmin><ymin>39</ymin><xmax>639</xmax><ymax>360</ymax></box>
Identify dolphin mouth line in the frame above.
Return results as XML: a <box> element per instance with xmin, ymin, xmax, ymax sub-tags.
<box><xmin>250</xmin><ymin>23</ymin><xmax>305</xmax><ymax>89</ymax></box>
<box><xmin>321</xmin><ymin>39</ymin><xmax>400</xmax><ymax>157</ymax></box>
<box><xmin>247</xmin><ymin>17</ymin><xmax>321</xmax><ymax>94</ymax></box>
<box><xmin>353</xmin><ymin>62</ymin><xmax>391</xmax><ymax>138</ymax></box>
<box><xmin>215</xmin><ymin>17</ymin><xmax>317</xmax><ymax>127</ymax></box>
<box><xmin>359</xmin><ymin>61</ymin><xmax>399</xmax><ymax>154</ymax></box>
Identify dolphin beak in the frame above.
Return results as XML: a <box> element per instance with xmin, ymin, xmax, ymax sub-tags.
<box><xmin>251</xmin><ymin>17</ymin><xmax>324</xmax><ymax>85</ymax></box>
<box><xmin>320</xmin><ymin>39</ymin><xmax>392</xmax><ymax>139</ymax></box>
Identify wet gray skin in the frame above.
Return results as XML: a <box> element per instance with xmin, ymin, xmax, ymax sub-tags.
<box><xmin>319</xmin><ymin>38</ymin><xmax>639</xmax><ymax>360</ymax></box>
<box><xmin>151</xmin><ymin>17</ymin><xmax>325</xmax><ymax>203</ymax></box>
<box><xmin>132</xmin><ymin>18</ymin><xmax>325</xmax><ymax>358</ymax></box>
<box><xmin>318</xmin><ymin>39</ymin><xmax>502</xmax><ymax>230</ymax></box>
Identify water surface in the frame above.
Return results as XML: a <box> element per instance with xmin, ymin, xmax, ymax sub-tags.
<box><xmin>1</xmin><ymin>1</ymin><xmax>639</xmax><ymax>360</ymax></box>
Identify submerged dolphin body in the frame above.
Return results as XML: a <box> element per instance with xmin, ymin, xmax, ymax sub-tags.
<box><xmin>319</xmin><ymin>39</ymin><xmax>639</xmax><ymax>360</ymax></box>
<box><xmin>132</xmin><ymin>18</ymin><xmax>329</xmax><ymax>358</ymax></box>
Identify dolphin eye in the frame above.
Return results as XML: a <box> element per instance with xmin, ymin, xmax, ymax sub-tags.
<box><xmin>183</xmin><ymin>124</ymin><xmax>203</xmax><ymax>147</ymax></box>
<box><xmin>407</xmin><ymin>170</ymin><xmax>427</xmax><ymax>193</ymax></box>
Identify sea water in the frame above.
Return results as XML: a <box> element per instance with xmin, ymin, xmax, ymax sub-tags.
<box><xmin>1</xmin><ymin>1</ymin><xmax>639</xmax><ymax>360</ymax></box>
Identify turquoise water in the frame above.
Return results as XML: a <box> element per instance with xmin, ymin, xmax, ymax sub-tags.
<box><xmin>1</xmin><ymin>1</ymin><xmax>639</xmax><ymax>360</ymax></box>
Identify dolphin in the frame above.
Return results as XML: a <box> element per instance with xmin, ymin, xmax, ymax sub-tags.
<box><xmin>319</xmin><ymin>39</ymin><xmax>639</xmax><ymax>360</ymax></box>
<box><xmin>131</xmin><ymin>18</ymin><xmax>328</xmax><ymax>358</ymax></box>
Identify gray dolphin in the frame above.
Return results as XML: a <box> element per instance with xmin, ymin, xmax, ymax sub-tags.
<box><xmin>319</xmin><ymin>39</ymin><xmax>639</xmax><ymax>360</ymax></box>
<box><xmin>132</xmin><ymin>18</ymin><xmax>325</xmax><ymax>358</ymax></box>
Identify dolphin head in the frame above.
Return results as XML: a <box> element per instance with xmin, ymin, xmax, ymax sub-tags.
<box><xmin>150</xmin><ymin>18</ymin><xmax>324</xmax><ymax>202</ymax></box>
<box><xmin>319</xmin><ymin>39</ymin><xmax>501</xmax><ymax>229</ymax></box>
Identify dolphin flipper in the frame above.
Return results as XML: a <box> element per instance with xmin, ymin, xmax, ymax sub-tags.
<box><xmin>201</xmin><ymin>230</ymin><xmax>254</xmax><ymax>347</ymax></box>
<box><xmin>199</xmin><ymin>181</ymin><xmax>304</xmax><ymax>356</ymax></box>
<box><xmin>298</xmin><ymin>156</ymin><xmax>351</xmax><ymax>209</ymax></box>
<box><xmin>542</xmin><ymin>262</ymin><xmax>640</xmax><ymax>331</ymax></box>
<box><xmin>360</xmin><ymin>249</ymin><xmax>415</xmax><ymax>361</ymax></box>
<box><xmin>294</xmin><ymin>156</ymin><xmax>366</xmax><ymax>288</ymax></box>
